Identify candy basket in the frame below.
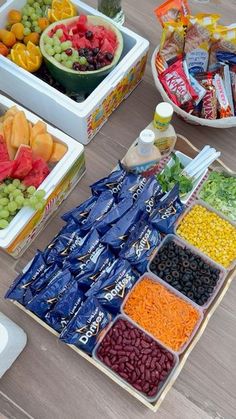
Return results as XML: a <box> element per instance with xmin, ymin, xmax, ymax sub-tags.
<box><xmin>151</xmin><ymin>45</ymin><xmax>236</xmax><ymax>128</ymax></box>
<box><xmin>8</xmin><ymin>134</ymin><xmax>236</xmax><ymax>412</ymax></box>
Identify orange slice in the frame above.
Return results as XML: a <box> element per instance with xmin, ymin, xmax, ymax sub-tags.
<box><xmin>48</xmin><ymin>0</ymin><xmax>77</xmax><ymax>22</ymax></box>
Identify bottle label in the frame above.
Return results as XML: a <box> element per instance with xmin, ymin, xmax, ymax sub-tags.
<box><xmin>154</xmin><ymin>112</ymin><xmax>171</xmax><ymax>131</ymax></box>
<box><xmin>128</xmin><ymin>160</ymin><xmax>159</xmax><ymax>174</ymax></box>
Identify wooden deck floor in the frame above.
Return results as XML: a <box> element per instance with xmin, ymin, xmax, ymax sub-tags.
<box><xmin>0</xmin><ymin>0</ymin><xmax>236</xmax><ymax>418</ymax></box>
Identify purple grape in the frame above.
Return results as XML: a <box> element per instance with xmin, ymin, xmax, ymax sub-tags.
<box><xmin>72</xmin><ymin>62</ymin><xmax>80</xmax><ymax>71</ymax></box>
<box><xmin>65</xmin><ymin>48</ymin><xmax>73</xmax><ymax>56</ymax></box>
<box><xmin>105</xmin><ymin>52</ymin><xmax>114</xmax><ymax>62</ymax></box>
<box><xmin>97</xmin><ymin>53</ymin><xmax>104</xmax><ymax>63</ymax></box>
<box><xmin>78</xmin><ymin>48</ymin><xmax>85</xmax><ymax>56</ymax></box>
<box><xmin>96</xmin><ymin>62</ymin><xmax>102</xmax><ymax>70</ymax></box>
<box><xmin>85</xmin><ymin>30</ymin><xmax>93</xmax><ymax>40</ymax></box>
<box><xmin>93</xmin><ymin>47</ymin><xmax>99</xmax><ymax>56</ymax></box>
<box><xmin>87</xmin><ymin>56</ymin><xmax>95</xmax><ymax>64</ymax></box>
<box><xmin>88</xmin><ymin>64</ymin><xmax>95</xmax><ymax>71</ymax></box>
<box><xmin>79</xmin><ymin>65</ymin><xmax>88</xmax><ymax>71</ymax></box>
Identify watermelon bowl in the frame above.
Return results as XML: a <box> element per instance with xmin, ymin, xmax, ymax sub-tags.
<box><xmin>40</xmin><ymin>15</ymin><xmax>124</xmax><ymax>96</ymax></box>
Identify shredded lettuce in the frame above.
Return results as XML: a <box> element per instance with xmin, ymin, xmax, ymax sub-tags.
<box><xmin>199</xmin><ymin>171</ymin><xmax>236</xmax><ymax>222</ymax></box>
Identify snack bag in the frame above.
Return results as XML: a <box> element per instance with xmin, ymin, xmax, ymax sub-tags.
<box><xmin>61</xmin><ymin>195</ymin><xmax>97</xmax><ymax>223</ymax></box>
<box><xmin>154</xmin><ymin>0</ymin><xmax>190</xmax><ymax>26</ymax></box>
<box><xmin>196</xmin><ymin>72</ymin><xmax>217</xmax><ymax>119</ymax></box>
<box><xmin>158</xmin><ymin>21</ymin><xmax>185</xmax><ymax>69</ymax></box>
<box><xmin>230</xmin><ymin>64</ymin><xmax>236</xmax><ymax>115</ymax></box>
<box><xmin>213</xmin><ymin>73</ymin><xmax>233</xmax><ymax>118</ymax></box>
<box><xmin>80</xmin><ymin>190</ymin><xmax>115</xmax><ymax>232</ymax></box>
<box><xmin>90</xmin><ymin>163</ymin><xmax>127</xmax><ymax>198</ymax></box>
<box><xmin>185</xmin><ymin>13</ymin><xmax>220</xmax><ymax>75</ymax></box>
<box><xmin>209</xmin><ymin>26</ymin><xmax>236</xmax><ymax>71</ymax></box>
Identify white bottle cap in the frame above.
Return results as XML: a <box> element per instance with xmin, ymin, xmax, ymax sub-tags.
<box><xmin>155</xmin><ymin>102</ymin><xmax>173</xmax><ymax>118</ymax></box>
<box><xmin>138</xmin><ymin>129</ymin><xmax>155</xmax><ymax>155</ymax></box>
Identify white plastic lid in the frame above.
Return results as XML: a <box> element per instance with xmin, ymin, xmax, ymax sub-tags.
<box><xmin>155</xmin><ymin>102</ymin><xmax>173</xmax><ymax>118</ymax></box>
<box><xmin>138</xmin><ymin>129</ymin><xmax>155</xmax><ymax>155</ymax></box>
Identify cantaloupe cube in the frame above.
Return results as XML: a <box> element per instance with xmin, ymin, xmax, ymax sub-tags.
<box><xmin>50</xmin><ymin>141</ymin><xmax>67</xmax><ymax>162</ymax></box>
<box><xmin>11</xmin><ymin>111</ymin><xmax>29</xmax><ymax>148</ymax></box>
<box><xmin>32</xmin><ymin>133</ymin><xmax>53</xmax><ymax>162</ymax></box>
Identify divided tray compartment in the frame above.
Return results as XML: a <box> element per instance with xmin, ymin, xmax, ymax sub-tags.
<box><xmin>121</xmin><ymin>272</ymin><xmax>204</xmax><ymax>355</ymax></box>
<box><xmin>147</xmin><ymin>234</ymin><xmax>227</xmax><ymax>311</ymax></box>
<box><xmin>175</xmin><ymin>199</ymin><xmax>236</xmax><ymax>272</ymax></box>
<box><xmin>92</xmin><ymin>314</ymin><xmax>179</xmax><ymax>404</ymax></box>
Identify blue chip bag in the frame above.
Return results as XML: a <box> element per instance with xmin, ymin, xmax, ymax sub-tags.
<box><xmin>45</xmin><ymin>279</ymin><xmax>84</xmax><ymax>333</ymax></box>
<box><xmin>61</xmin><ymin>195</ymin><xmax>97</xmax><ymax>224</ymax></box>
<box><xmin>119</xmin><ymin>219</ymin><xmax>161</xmax><ymax>273</ymax></box>
<box><xmin>85</xmin><ymin>259</ymin><xmax>138</xmax><ymax>313</ymax></box>
<box><xmin>118</xmin><ymin>174</ymin><xmax>148</xmax><ymax>201</ymax></box>
<box><xmin>90</xmin><ymin>163</ymin><xmax>127</xmax><ymax>197</ymax></box>
<box><xmin>150</xmin><ymin>184</ymin><xmax>185</xmax><ymax>234</ymax></box>
<box><xmin>95</xmin><ymin>196</ymin><xmax>133</xmax><ymax>235</ymax></box>
<box><xmin>74</xmin><ymin>249</ymin><xmax>115</xmax><ymax>290</ymax></box>
<box><xmin>60</xmin><ymin>297</ymin><xmax>112</xmax><ymax>354</ymax></box>
<box><xmin>80</xmin><ymin>190</ymin><xmax>115</xmax><ymax>232</ymax></box>
<box><xmin>5</xmin><ymin>251</ymin><xmax>47</xmax><ymax>304</ymax></box>
<box><xmin>22</xmin><ymin>263</ymin><xmax>59</xmax><ymax>306</ymax></box>
<box><xmin>26</xmin><ymin>269</ymin><xmax>73</xmax><ymax>319</ymax></box>
<box><xmin>216</xmin><ymin>51</ymin><xmax>236</xmax><ymax>66</ymax></box>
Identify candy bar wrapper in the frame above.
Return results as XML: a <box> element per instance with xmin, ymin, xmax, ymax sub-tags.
<box><xmin>185</xmin><ymin>14</ymin><xmax>220</xmax><ymax>75</ymax></box>
<box><xmin>213</xmin><ymin>73</ymin><xmax>233</xmax><ymax>118</ymax></box>
<box><xmin>159</xmin><ymin>58</ymin><xmax>198</xmax><ymax>110</ymax></box>
<box><xmin>209</xmin><ymin>26</ymin><xmax>236</xmax><ymax>71</ymax></box>
<box><xmin>183</xmin><ymin>62</ymin><xmax>206</xmax><ymax>105</ymax></box>
<box><xmin>196</xmin><ymin>72</ymin><xmax>217</xmax><ymax>119</ymax></box>
<box><xmin>218</xmin><ymin>63</ymin><xmax>234</xmax><ymax>116</ymax></box>
<box><xmin>216</xmin><ymin>51</ymin><xmax>236</xmax><ymax>66</ymax></box>
<box><xmin>230</xmin><ymin>65</ymin><xmax>236</xmax><ymax>115</ymax></box>
<box><xmin>154</xmin><ymin>0</ymin><xmax>190</xmax><ymax>27</ymax></box>
<box><xmin>157</xmin><ymin>21</ymin><xmax>185</xmax><ymax>72</ymax></box>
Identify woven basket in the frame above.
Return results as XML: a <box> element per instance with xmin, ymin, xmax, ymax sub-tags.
<box><xmin>151</xmin><ymin>45</ymin><xmax>236</xmax><ymax>128</ymax></box>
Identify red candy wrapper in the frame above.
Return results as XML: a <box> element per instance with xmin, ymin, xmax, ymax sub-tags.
<box><xmin>154</xmin><ymin>0</ymin><xmax>190</xmax><ymax>27</ymax></box>
<box><xmin>196</xmin><ymin>72</ymin><xmax>217</xmax><ymax>119</ymax></box>
<box><xmin>230</xmin><ymin>64</ymin><xmax>236</xmax><ymax>116</ymax></box>
<box><xmin>213</xmin><ymin>73</ymin><xmax>233</xmax><ymax>118</ymax></box>
<box><xmin>159</xmin><ymin>59</ymin><xmax>198</xmax><ymax>111</ymax></box>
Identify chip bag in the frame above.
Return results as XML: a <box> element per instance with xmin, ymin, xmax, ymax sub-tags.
<box><xmin>158</xmin><ymin>21</ymin><xmax>185</xmax><ymax>71</ymax></box>
<box><xmin>185</xmin><ymin>13</ymin><xmax>220</xmax><ymax>75</ymax></box>
<box><xmin>154</xmin><ymin>0</ymin><xmax>190</xmax><ymax>26</ymax></box>
<box><xmin>209</xmin><ymin>26</ymin><xmax>236</xmax><ymax>71</ymax></box>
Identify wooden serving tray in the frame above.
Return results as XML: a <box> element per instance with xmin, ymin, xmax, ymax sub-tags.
<box><xmin>11</xmin><ymin>135</ymin><xmax>236</xmax><ymax>412</ymax></box>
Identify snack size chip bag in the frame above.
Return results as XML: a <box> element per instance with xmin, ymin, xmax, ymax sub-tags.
<box><xmin>185</xmin><ymin>14</ymin><xmax>220</xmax><ymax>75</ymax></box>
<box><xmin>216</xmin><ymin>51</ymin><xmax>236</xmax><ymax>65</ymax></box>
<box><xmin>22</xmin><ymin>263</ymin><xmax>59</xmax><ymax>306</ymax></box>
<box><xmin>154</xmin><ymin>0</ymin><xmax>190</xmax><ymax>26</ymax></box>
<box><xmin>45</xmin><ymin>279</ymin><xmax>84</xmax><ymax>333</ymax></box>
<box><xmin>119</xmin><ymin>219</ymin><xmax>161</xmax><ymax>273</ymax></box>
<box><xmin>5</xmin><ymin>251</ymin><xmax>47</xmax><ymax>304</ymax></box>
<box><xmin>80</xmin><ymin>190</ymin><xmax>115</xmax><ymax>232</ymax></box>
<box><xmin>209</xmin><ymin>26</ymin><xmax>236</xmax><ymax>71</ymax></box>
<box><xmin>196</xmin><ymin>72</ymin><xmax>217</xmax><ymax>119</ymax></box>
<box><xmin>26</xmin><ymin>269</ymin><xmax>73</xmax><ymax>319</ymax></box>
<box><xmin>60</xmin><ymin>297</ymin><xmax>112</xmax><ymax>354</ymax></box>
<box><xmin>158</xmin><ymin>21</ymin><xmax>185</xmax><ymax>68</ymax></box>
<box><xmin>95</xmin><ymin>196</ymin><xmax>133</xmax><ymax>235</ymax></box>
<box><xmin>150</xmin><ymin>184</ymin><xmax>184</xmax><ymax>234</ymax></box>
<box><xmin>230</xmin><ymin>64</ymin><xmax>236</xmax><ymax>115</ymax></box>
<box><xmin>61</xmin><ymin>195</ymin><xmax>97</xmax><ymax>224</ymax></box>
<box><xmin>74</xmin><ymin>248</ymin><xmax>115</xmax><ymax>290</ymax></box>
<box><xmin>218</xmin><ymin>63</ymin><xmax>234</xmax><ymax>115</ymax></box>
<box><xmin>85</xmin><ymin>259</ymin><xmax>138</xmax><ymax>313</ymax></box>
<box><xmin>159</xmin><ymin>58</ymin><xmax>198</xmax><ymax>110</ymax></box>
<box><xmin>85</xmin><ymin>260</ymin><xmax>117</xmax><ymax>298</ymax></box>
<box><xmin>90</xmin><ymin>163</ymin><xmax>127</xmax><ymax>198</ymax></box>
<box><xmin>118</xmin><ymin>175</ymin><xmax>148</xmax><ymax>202</ymax></box>
<box><xmin>213</xmin><ymin>73</ymin><xmax>233</xmax><ymax>118</ymax></box>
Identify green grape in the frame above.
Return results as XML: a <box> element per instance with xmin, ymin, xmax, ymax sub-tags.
<box><xmin>8</xmin><ymin>201</ymin><xmax>18</xmax><ymax>213</ymax></box>
<box><xmin>46</xmin><ymin>46</ymin><xmax>54</xmax><ymax>56</ymax></box>
<box><xmin>33</xmin><ymin>1</ymin><xmax>40</xmax><ymax>7</ymax></box>
<box><xmin>12</xmin><ymin>179</ymin><xmax>21</xmax><ymax>187</ymax></box>
<box><xmin>31</xmin><ymin>12</ymin><xmax>38</xmax><ymax>20</ymax></box>
<box><xmin>22</xmin><ymin>6</ymin><xmax>29</xmax><ymax>14</ymax></box>
<box><xmin>61</xmin><ymin>41</ymin><xmax>72</xmax><ymax>51</ymax></box>
<box><xmin>44</xmin><ymin>36</ymin><xmax>54</xmax><ymax>45</ymax></box>
<box><xmin>79</xmin><ymin>56</ymin><xmax>87</xmax><ymax>65</ymax></box>
<box><xmin>44</xmin><ymin>0</ymin><xmax>52</xmax><ymax>4</ymax></box>
<box><xmin>35</xmin><ymin>26</ymin><xmax>41</xmax><ymax>33</ymax></box>
<box><xmin>0</xmin><ymin>210</ymin><xmax>9</xmax><ymax>219</ymax></box>
<box><xmin>54</xmin><ymin>45</ymin><xmax>61</xmax><ymax>54</ymax></box>
<box><xmin>53</xmin><ymin>36</ymin><xmax>61</xmax><ymax>46</ymax></box>
<box><xmin>32</xmin><ymin>19</ymin><xmax>39</xmax><ymax>27</ymax></box>
<box><xmin>0</xmin><ymin>197</ymin><xmax>9</xmax><ymax>206</ymax></box>
<box><xmin>3</xmin><ymin>186</ymin><xmax>9</xmax><ymax>194</ymax></box>
<box><xmin>19</xmin><ymin>183</ymin><xmax>26</xmax><ymax>191</ymax></box>
<box><xmin>27</xmin><ymin>186</ymin><xmax>36</xmax><ymax>195</ymax></box>
<box><xmin>72</xmin><ymin>51</ymin><xmax>79</xmax><ymax>60</ymax></box>
<box><xmin>27</xmin><ymin>0</ymin><xmax>35</xmax><ymax>4</ymax></box>
<box><xmin>65</xmin><ymin>60</ymin><xmax>73</xmax><ymax>69</ymax></box>
<box><xmin>24</xmin><ymin>21</ymin><xmax>32</xmax><ymax>28</ymax></box>
<box><xmin>56</xmin><ymin>29</ymin><xmax>63</xmax><ymax>38</ymax></box>
<box><xmin>35</xmin><ymin>202</ymin><xmax>44</xmax><ymax>210</ymax></box>
<box><xmin>29</xmin><ymin>196</ymin><xmax>37</xmax><ymax>206</ymax></box>
<box><xmin>15</xmin><ymin>195</ymin><xmax>25</xmax><ymax>206</ymax></box>
<box><xmin>7</xmin><ymin>184</ymin><xmax>16</xmax><ymax>192</ymax></box>
<box><xmin>12</xmin><ymin>189</ymin><xmax>22</xmax><ymax>198</ymax></box>
<box><xmin>24</xmin><ymin>199</ymin><xmax>30</xmax><ymax>206</ymax></box>
<box><xmin>35</xmin><ymin>190</ymin><xmax>46</xmax><ymax>199</ymax></box>
<box><xmin>24</xmin><ymin>27</ymin><xmax>31</xmax><ymax>35</ymax></box>
<box><xmin>54</xmin><ymin>53</ymin><xmax>61</xmax><ymax>62</ymax></box>
<box><xmin>61</xmin><ymin>52</ymin><xmax>68</xmax><ymax>61</ymax></box>
<box><xmin>22</xmin><ymin>15</ymin><xmax>28</xmax><ymax>21</ymax></box>
<box><xmin>0</xmin><ymin>219</ymin><xmax>9</xmax><ymax>229</ymax></box>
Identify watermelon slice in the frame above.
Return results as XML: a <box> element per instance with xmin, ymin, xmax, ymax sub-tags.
<box><xmin>100</xmin><ymin>38</ymin><xmax>115</xmax><ymax>54</ymax></box>
<box><xmin>12</xmin><ymin>145</ymin><xmax>33</xmax><ymax>179</ymax></box>
<box><xmin>76</xmin><ymin>15</ymin><xmax>87</xmax><ymax>33</ymax></box>
<box><xmin>23</xmin><ymin>157</ymin><xmax>50</xmax><ymax>188</ymax></box>
<box><xmin>0</xmin><ymin>135</ymin><xmax>9</xmax><ymax>162</ymax></box>
<box><xmin>0</xmin><ymin>161</ymin><xmax>16</xmax><ymax>182</ymax></box>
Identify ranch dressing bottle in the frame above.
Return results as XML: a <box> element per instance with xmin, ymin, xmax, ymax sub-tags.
<box><xmin>123</xmin><ymin>129</ymin><xmax>161</xmax><ymax>174</ymax></box>
<box><xmin>146</xmin><ymin>102</ymin><xmax>177</xmax><ymax>156</ymax></box>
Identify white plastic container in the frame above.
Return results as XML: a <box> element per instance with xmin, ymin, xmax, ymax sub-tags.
<box><xmin>0</xmin><ymin>94</ymin><xmax>85</xmax><ymax>258</ymax></box>
<box><xmin>0</xmin><ymin>312</ymin><xmax>27</xmax><ymax>378</ymax></box>
<box><xmin>148</xmin><ymin>234</ymin><xmax>227</xmax><ymax>310</ymax></box>
<box><xmin>0</xmin><ymin>0</ymin><xmax>149</xmax><ymax>145</ymax></box>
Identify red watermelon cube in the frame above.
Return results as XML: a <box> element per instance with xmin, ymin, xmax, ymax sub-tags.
<box><xmin>0</xmin><ymin>135</ymin><xmax>9</xmax><ymax>162</ymax></box>
<box><xmin>23</xmin><ymin>157</ymin><xmax>50</xmax><ymax>188</ymax></box>
<box><xmin>76</xmin><ymin>15</ymin><xmax>87</xmax><ymax>33</ymax></box>
<box><xmin>12</xmin><ymin>145</ymin><xmax>33</xmax><ymax>180</ymax></box>
<box><xmin>0</xmin><ymin>161</ymin><xmax>16</xmax><ymax>182</ymax></box>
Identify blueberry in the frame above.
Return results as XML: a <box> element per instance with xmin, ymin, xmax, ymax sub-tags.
<box><xmin>105</xmin><ymin>52</ymin><xmax>114</xmax><ymax>61</ymax></box>
<box><xmin>85</xmin><ymin>30</ymin><xmax>93</xmax><ymax>40</ymax></box>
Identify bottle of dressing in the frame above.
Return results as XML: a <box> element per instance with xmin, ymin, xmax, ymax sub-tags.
<box><xmin>123</xmin><ymin>129</ymin><xmax>161</xmax><ymax>174</ymax></box>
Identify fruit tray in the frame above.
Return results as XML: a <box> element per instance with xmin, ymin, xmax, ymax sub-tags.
<box><xmin>0</xmin><ymin>0</ymin><xmax>149</xmax><ymax>145</ymax></box>
<box><xmin>0</xmin><ymin>93</ymin><xmax>85</xmax><ymax>258</ymax></box>
<box><xmin>9</xmin><ymin>134</ymin><xmax>236</xmax><ymax>411</ymax></box>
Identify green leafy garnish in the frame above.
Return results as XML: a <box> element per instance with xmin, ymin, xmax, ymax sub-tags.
<box><xmin>199</xmin><ymin>171</ymin><xmax>236</xmax><ymax>222</ymax></box>
<box><xmin>157</xmin><ymin>153</ymin><xmax>193</xmax><ymax>196</ymax></box>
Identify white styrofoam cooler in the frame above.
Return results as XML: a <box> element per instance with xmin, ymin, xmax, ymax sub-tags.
<box><xmin>0</xmin><ymin>94</ymin><xmax>85</xmax><ymax>258</ymax></box>
<box><xmin>0</xmin><ymin>0</ymin><xmax>149</xmax><ymax>145</ymax></box>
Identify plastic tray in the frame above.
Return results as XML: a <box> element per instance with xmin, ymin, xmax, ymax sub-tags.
<box><xmin>92</xmin><ymin>314</ymin><xmax>179</xmax><ymax>404</ymax></box>
<box><xmin>0</xmin><ymin>93</ymin><xmax>85</xmax><ymax>258</ymax></box>
<box><xmin>175</xmin><ymin>200</ymin><xmax>236</xmax><ymax>271</ymax></box>
<box><xmin>121</xmin><ymin>272</ymin><xmax>204</xmax><ymax>355</ymax></box>
<box><xmin>147</xmin><ymin>234</ymin><xmax>227</xmax><ymax>310</ymax></box>
<box><xmin>0</xmin><ymin>0</ymin><xmax>149</xmax><ymax>145</ymax></box>
<box><xmin>161</xmin><ymin>151</ymin><xmax>208</xmax><ymax>204</ymax></box>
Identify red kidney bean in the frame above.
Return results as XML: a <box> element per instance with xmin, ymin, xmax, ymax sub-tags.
<box><xmin>148</xmin><ymin>386</ymin><xmax>158</xmax><ymax>397</ymax></box>
<box><xmin>141</xmin><ymin>340</ymin><xmax>150</xmax><ymax>349</ymax></box>
<box><xmin>117</xmin><ymin>350</ymin><xmax>126</xmax><ymax>356</ymax></box>
<box><xmin>146</xmin><ymin>356</ymin><xmax>152</xmax><ymax>369</ymax></box>
<box><xmin>166</xmin><ymin>361</ymin><xmax>171</xmax><ymax>370</ymax></box>
<box><xmin>119</xmin><ymin>363</ymin><xmax>125</xmax><ymax>372</ymax></box>
<box><xmin>142</xmin><ymin>354</ymin><xmax>148</xmax><ymax>363</ymax></box>
<box><xmin>119</xmin><ymin>356</ymin><xmax>129</xmax><ymax>363</ymax></box>
<box><xmin>143</xmin><ymin>382</ymin><xmax>150</xmax><ymax>393</ymax></box>
<box><xmin>156</xmin><ymin>362</ymin><xmax>162</xmax><ymax>372</ymax></box>
<box><xmin>141</xmin><ymin>348</ymin><xmax>152</xmax><ymax>355</ymax></box>
<box><xmin>126</xmin><ymin>362</ymin><xmax>134</xmax><ymax>371</ymax></box>
<box><xmin>133</xmin><ymin>383</ymin><xmax>143</xmax><ymax>392</ymax></box>
<box><xmin>130</xmin><ymin>330</ymin><xmax>136</xmax><ymax>339</ymax></box>
<box><xmin>135</xmin><ymin>337</ymin><xmax>140</xmax><ymax>347</ymax></box>
<box><xmin>150</xmin><ymin>358</ymin><xmax>157</xmax><ymax>370</ymax></box>
<box><xmin>167</xmin><ymin>352</ymin><xmax>174</xmax><ymax>361</ymax></box>
<box><xmin>140</xmin><ymin>364</ymin><xmax>145</xmax><ymax>374</ymax></box>
<box><xmin>159</xmin><ymin>354</ymin><xmax>166</xmax><ymax>365</ymax></box>
<box><xmin>114</xmin><ymin>345</ymin><xmax>122</xmax><ymax>351</ymax></box>
<box><xmin>131</xmin><ymin>371</ymin><xmax>137</xmax><ymax>382</ymax></box>
<box><xmin>104</xmin><ymin>356</ymin><xmax>111</xmax><ymax>366</ymax></box>
<box><xmin>117</xmin><ymin>335</ymin><xmax>122</xmax><ymax>345</ymax></box>
<box><xmin>120</xmin><ymin>372</ymin><xmax>129</xmax><ymax>379</ymax></box>
<box><xmin>145</xmin><ymin>370</ymin><xmax>151</xmax><ymax>381</ymax></box>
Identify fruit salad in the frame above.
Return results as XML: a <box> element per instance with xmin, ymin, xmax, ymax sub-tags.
<box><xmin>43</xmin><ymin>15</ymin><xmax>118</xmax><ymax>71</ymax></box>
